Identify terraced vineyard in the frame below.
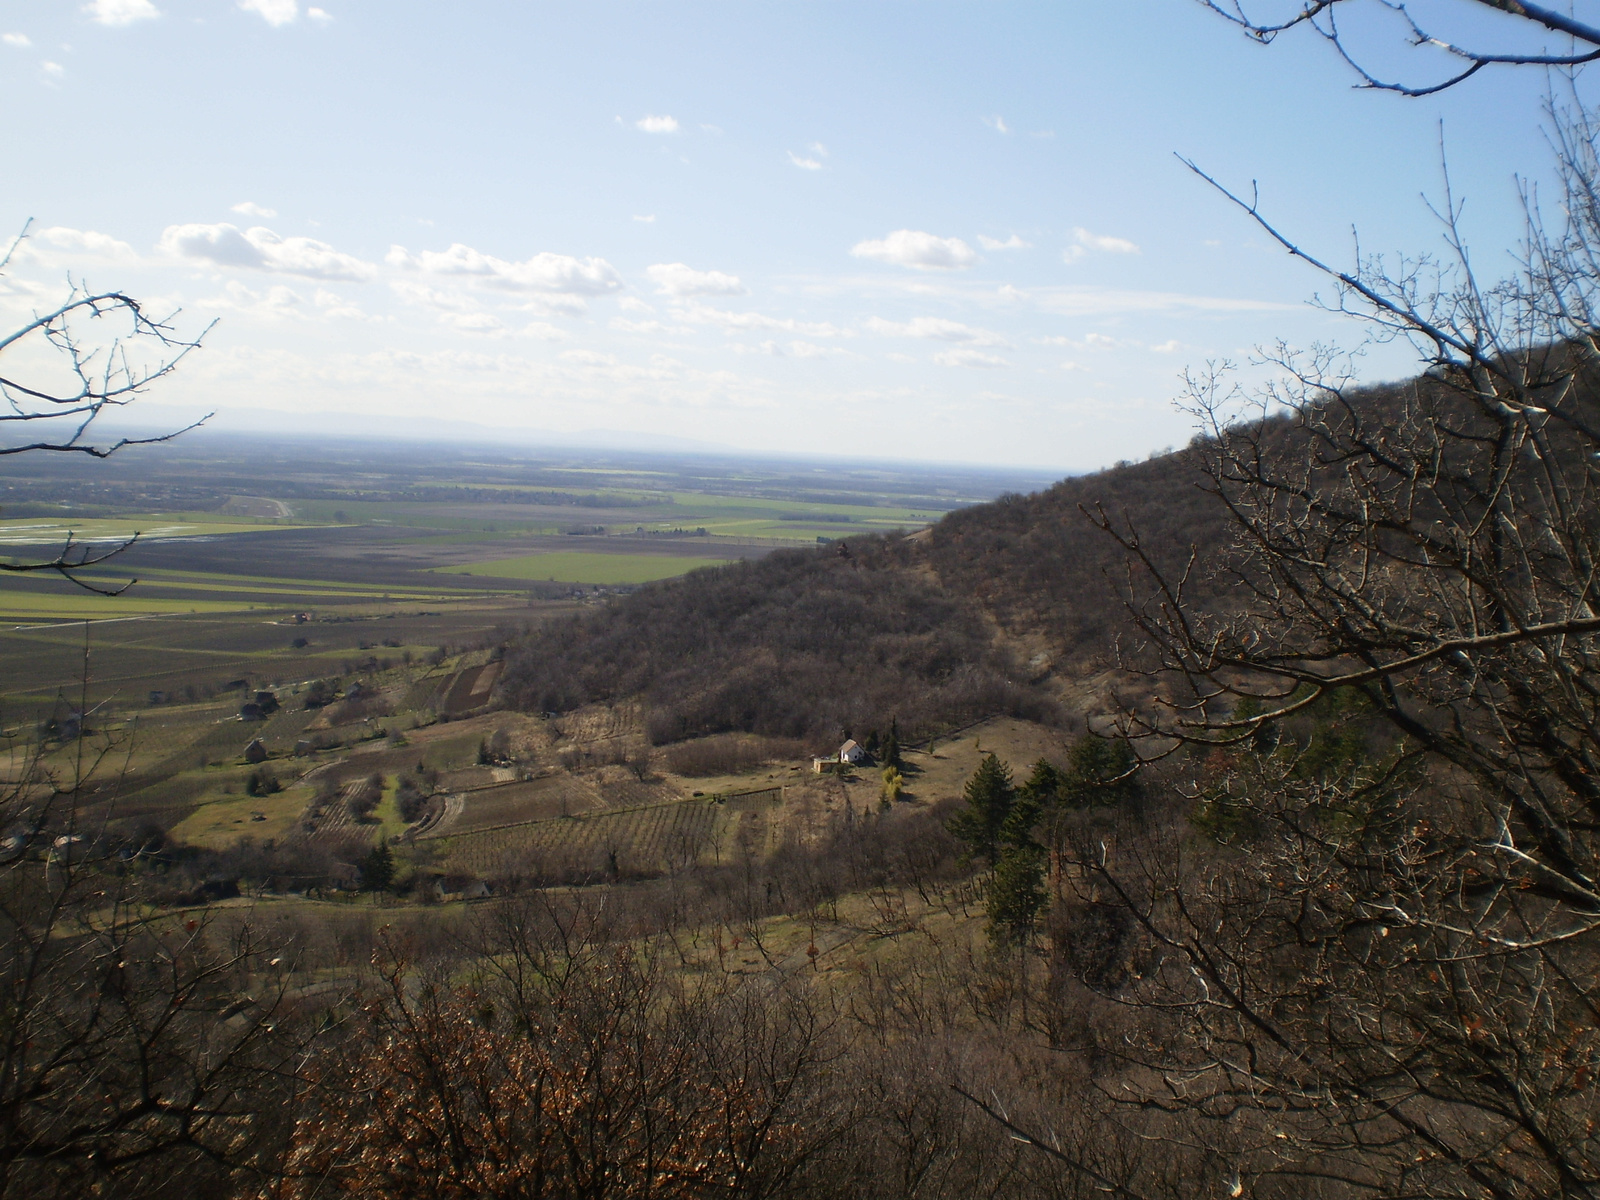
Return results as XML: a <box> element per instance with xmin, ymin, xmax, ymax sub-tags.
<box><xmin>437</xmin><ymin>796</ymin><xmax>724</xmax><ymax>879</ymax></box>
<box><xmin>423</xmin><ymin>773</ymin><xmax>605</xmax><ymax>835</ymax></box>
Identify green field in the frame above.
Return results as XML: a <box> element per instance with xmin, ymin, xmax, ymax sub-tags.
<box><xmin>0</xmin><ymin>515</ymin><xmax>307</xmax><ymax>545</ymax></box>
<box><xmin>435</xmin><ymin>551</ymin><xmax>726</xmax><ymax>585</ymax></box>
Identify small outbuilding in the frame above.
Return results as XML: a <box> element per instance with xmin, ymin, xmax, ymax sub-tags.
<box><xmin>435</xmin><ymin>876</ymin><xmax>491</xmax><ymax>902</ymax></box>
<box><xmin>243</xmin><ymin>738</ymin><xmax>268</xmax><ymax>764</ymax></box>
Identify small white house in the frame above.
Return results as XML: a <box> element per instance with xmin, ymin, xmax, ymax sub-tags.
<box><xmin>839</xmin><ymin>739</ymin><xmax>866</xmax><ymax>764</ymax></box>
<box><xmin>435</xmin><ymin>877</ymin><xmax>491</xmax><ymax>902</ymax></box>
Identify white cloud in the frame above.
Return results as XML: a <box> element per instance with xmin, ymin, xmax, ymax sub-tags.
<box><xmin>787</xmin><ymin>340</ymin><xmax>835</xmax><ymax>358</ymax></box>
<box><xmin>307</xmin><ymin>6</ymin><xmax>331</xmax><ymax>20</ymax></box>
<box><xmin>1065</xmin><ymin>227</ymin><xmax>1140</xmax><ymax>261</ymax></box>
<box><xmin>934</xmin><ymin>348</ymin><xmax>1009</xmax><ymax>368</ymax></box>
<box><xmin>616</xmin><ymin>295</ymin><xmax>654</xmax><ymax>314</ymax></box>
<box><xmin>3</xmin><ymin>33</ymin><xmax>31</xmax><ymax>47</ymax></box>
<box><xmin>672</xmin><ymin>301</ymin><xmax>845</xmax><ymax>338</ymax></box>
<box><xmin>312</xmin><ymin>287</ymin><xmax>364</xmax><ymax>319</ymax></box>
<box><xmin>389</xmin><ymin>279</ymin><xmax>476</xmax><ymax>312</ymax></box>
<box><xmin>1150</xmin><ymin>339</ymin><xmax>1183</xmax><ymax>353</ymax></box>
<box><xmin>1084</xmin><ymin>332</ymin><xmax>1117</xmax><ymax>347</ymax></box>
<box><xmin>36</xmin><ymin>226</ymin><xmax>138</xmax><ymax>261</ymax></box>
<box><xmin>561</xmin><ymin>349</ymin><xmax>616</xmax><ymax>367</ymax></box>
<box><xmin>611</xmin><ymin>317</ymin><xmax>698</xmax><ymax>337</ymax></box>
<box><xmin>865</xmin><ymin>316</ymin><xmax>1008</xmax><ymax>346</ymax></box>
<box><xmin>387</xmin><ymin>242</ymin><xmax>621</xmax><ymax>294</ymax></box>
<box><xmin>231</xmin><ymin>201</ymin><xmax>277</xmax><ymax>219</ymax></box>
<box><xmin>851</xmin><ymin>229</ymin><xmax>976</xmax><ymax>271</ymax></box>
<box><xmin>239</xmin><ymin>0</ymin><xmax>297</xmax><ymax>26</ymax></box>
<box><xmin>84</xmin><ymin>0</ymin><xmax>159</xmax><ymax>26</ymax></box>
<box><xmin>646</xmin><ymin>262</ymin><xmax>745</xmax><ymax>297</ymax></box>
<box><xmin>978</xmin><ymin>234</ymin><xmax>1029</xmax><ymax>251</ymax></box>
<box><xmin>521</xmin><ymin>322</ymin><xmax>567</xmax><ymax>341</ymax></box>
<box><xmin>635</xmin><ymin>114</ymin><xmax>679</xmax><ymax>134</ymax></box>
<box><xmin>41</xmin><ymin>61</ymin><xmax>64</xmax><ymax>77</ymax></box>
<box><xmin>982</xmin><ymin>115</ymin><xmax>1009</xmax><ymax>134</ymax></box>
<box><xmin>442</xmin><ymin>311</ymin><xmax>504</xmax><ymax>335</ymax></box>
<box><xmin>160</xmin><ymin>222</ymin><xmax>376</xmax><ymax>281</ymax></box>
<box><xmin>788</xmin><ymin>151</ymin><xmax>823</xmax><ymax>171</ymax></box>
<box><xmin>632</xmin><ymin>214</ymin><xmax>656</xmax><ymax>223</ymax></box>
<box><xmin>198</xmin><ymin>279</ymin><xmax>306</xmax><ymax>319</ymax></box>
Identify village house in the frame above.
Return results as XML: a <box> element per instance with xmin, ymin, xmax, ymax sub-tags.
<box><xmin>812</xmin><ymin>738</ymin><xmax>869</xmax><ymax>773</ymax></box>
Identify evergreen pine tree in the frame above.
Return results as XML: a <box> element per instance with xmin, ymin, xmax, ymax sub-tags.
<box><xmin>1062</xmin><ymin>735</ymin><xmax>1139</xmax><ymax>807</ymax></box>
<box><xmin>946</xmin><ymin>752</ymin><xmax>1014</xmax><ymax>863</ymax></box>
<box><xmin>882</xmin><ymin>717</ymin><xmax>903</xmax><ymax>771</ymax></box>
<box><xmin>986</xmin><ymin>843</ymin><xmax>1047</xmax><ymax>949</ymax></box>
<box><xmin>360</xmin><ymin>841</ymin><xmax>395</xmax><ymax>892</ymax></box>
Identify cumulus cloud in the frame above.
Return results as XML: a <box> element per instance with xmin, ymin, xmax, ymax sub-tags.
<box><xmin>387</xmin><ymin>242</ymin><xmax>622</xmax><ymax>295</ymax></box>
<box><xmin>84</xmin><ymin>0</ymin><xmax>159</xmax><ymax>26</ymax></box>
<box><xmin>864</xmin><ymin>316</ymin><xmax>1008</xmax><ymax>346</ymax></box>
<box><xmin>632</xmin><ymin>214</ymin><xmax>656</xmax><ymax>223</ymax></box>
<box><xmin>388</xmin><ymin>279</ymin><xmax>477</xmax><ymax>312</ymax></box>
<box><xmin>646</xmin><ymin>262</ymin><xmax>745</xmax><ymax>297</ymax></box>
<box><xmin>635</xmin><ymin>114</ymin><xmax>679</xmax><ymax>134</ymax></box>
<box><xmin>239</xmin><ymin>0</ymin><xmax>297</xmax><ymax>25</ymax></box>
<box><xmin>35</xmin><ymin>226</ymin><xmax>139</xmax><ymax>262</ymax></box>
<box><xmin>231</xmin><ymin>201</ymin><xmax>277</xmax><ymax>219</ymax></box>
<box><xmin>1150</xmin><ymin>339</ymin><xmax>1182</xmax><ymax>353</ymax></box>
<box><xmin>1064</xmin><ymin>227</ymin><xmax>1140</xmax><ymax>261</ymax></box>
<box><xmin>561</xmin><ymin>349</ymin><xmax>616</xmax><ymax>367</ymax></box>
<box><xmin>672</xmin><ymin>302</ymin><xmax>844</xmax><ymax>338</ymax></box>
<box><xmin>307</xmin><ymin>6</ymin><xmax>331</xmax><ymax>20</ymax></box>
<box><xmin>312</xmin><ymin>287</ymin><xmax>364</xmax><ymax>319</ymax></box>
<box><xmin>934</xmin><ymin>348</ymin><xmax>1009</xmax><ymax>368</ymax></box>
<box><xmin>982</xmin><ymin>115</ymin><xmax>1009</xmax><ymax>134</ymax></box>
<box><xmin>3</xmin><ymin>33</ymin><xmax>31</xmax><ymax>47</ymax></box>
<box><xmin>729</xmin><ymin>338</ymin><xmax>840</xmax><ymax>359</ymax></box>
<box><xmin>160</xmin><ymin>222</ymin><xmax>376</xmax><ymax>281</ymax></box>
<box><xmin>197</xmin><ymin>279</ymin><xmax>306</xmax><ymax>319</ymax></box>
<box><xmin>978</xmin><ymin>234</ymin><xmax>1028</xmax><ymax>251</ymax></box>
<box><xmin>441</xmin><ymin>311</ymin><xmax>504</xmax><ymax>335</ymax></box>
<box><xmin>851</xmin><ymin>229</ymin><xmax>976</xmax><ymax>271</ymax></box>
<box><xmin>41</xmin><ymin>60</ymin><xmax>64</xmax><ymax>77</ymax></box>
<box><xmin>611</xmin><ymin>317</ymin><xmax>694</xmax><ymax>336</ymax></box>
<box><xmin>616</xmin><ymin>295</ymin><xmax>654</xmax><ymax>314</ymax></box>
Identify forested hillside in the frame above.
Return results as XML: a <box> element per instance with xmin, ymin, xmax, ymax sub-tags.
<box><xmin>498</xmin><ymin>428</ymin><xmax>1244</xmax><ymax>739</ymax></box>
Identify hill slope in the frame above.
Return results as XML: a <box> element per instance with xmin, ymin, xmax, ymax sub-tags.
<box><xmin>497</xmin><ymin>433</ymin><xmax>1241</xmax><ymax>744</ymax></box>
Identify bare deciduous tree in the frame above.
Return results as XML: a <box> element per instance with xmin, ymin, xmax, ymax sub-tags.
<box><xmin>1042</xmin><ymin>89</ymin><xmax>1600</xmax><ymax>1200</ymax></box>
<box><xmin>0</xmin><ymin>221</ymin><xmax>212</xmax><ymax>592</ymax></box>
<box><xmin>1200</xmin><ymin>0</ymin><xmax>1600</xmax><ymax>95</ymax></box>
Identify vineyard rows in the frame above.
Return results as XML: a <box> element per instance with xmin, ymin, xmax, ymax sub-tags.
<box><xmin>441</xmin><ymin>797</ymin><xmax>721</xmax><ymax>878</ymax></box>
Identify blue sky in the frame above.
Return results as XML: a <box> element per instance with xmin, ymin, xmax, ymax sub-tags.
<box><xmin>0</xmin><ymin>1</ymin><xmax>1578</xmax><ymax>470</ymax></box>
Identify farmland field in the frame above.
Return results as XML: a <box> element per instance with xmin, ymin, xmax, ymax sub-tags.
<box><xmin>435</xmin><ymin>551</ymin><xmax>726</xmax><ymax>584</ymax></box>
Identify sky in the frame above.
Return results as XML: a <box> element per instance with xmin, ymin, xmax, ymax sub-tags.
<box><xmin>0</xmin><ymin>0</ymin><xmax>1585</xmax><ymax>471</ymax></box>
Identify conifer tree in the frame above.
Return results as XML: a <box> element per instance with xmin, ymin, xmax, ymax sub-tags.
<box><xmin>882</xmin><ymin>717</ymin><xmax>903</xmax><ymax>770</ymax></box>
<box><xmin>1062</xmin><ymin>734</ymin><xmax>1138</xmax><ymax>807</ymax></box>
<box><xmin>947</xmin><ymin>752</ymin><xmax>1014</xmax><ymax>864</ymax></box>
<box><xmin>360</xmin><ymin>841</ymin><xmax>395</xmax><ymax>892</ymax></box>
<box><xmin>986</xmin><ymin>842</ymin><xmax>1047</xmax><ymax>950</ymax></box>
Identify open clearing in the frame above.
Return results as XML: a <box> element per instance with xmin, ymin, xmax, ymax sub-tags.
<box><xmin>435</xmin><ymin>550</ymin><xmax>727</xmax><ymax>584</ymax></box>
